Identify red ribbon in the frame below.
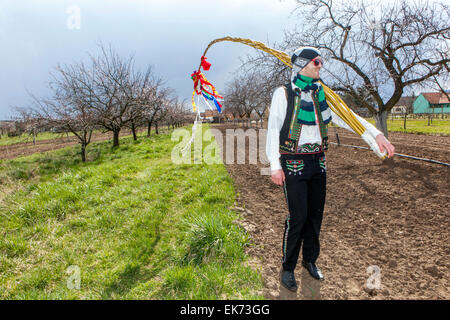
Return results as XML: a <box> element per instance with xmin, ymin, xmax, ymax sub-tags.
<box><xmin>201</xmin><ymin>56</ymin><xmax>211</xmax><ymax>71</ymax></box>
<box><xmin>191</xmin><ymin>70</ymin><xmax>223</xmax><ymax>100</ymax></box>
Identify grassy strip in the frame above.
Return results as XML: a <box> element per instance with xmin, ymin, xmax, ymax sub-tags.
<box><xmin>0</xmin><ymin>131</ymin><xmax>78</xmax><ymax>147</ymax></box>
<box><xmin>365</xmin><ymin>119</ymin><xmax>450</xmax><ymax>135</ymax></box>
<box><xmin>0</xmin><ymin>128</ymin><xmax>167</xmax><ymax>147</ymax></box>
<box><xmin>0</xmin><ymin>124</ymin><xmax>263</xmax><ymax>299</ymax></box>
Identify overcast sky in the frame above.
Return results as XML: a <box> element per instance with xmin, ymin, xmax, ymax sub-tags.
<box><xmin>0</xmin><ymin>0</ymin><xmax>300</xmax><ymax>120</ymax></box>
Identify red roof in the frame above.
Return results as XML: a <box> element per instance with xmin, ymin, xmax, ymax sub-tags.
<box><xmin>422</xmin><ymin>92</ymin><xmax>450</xmax><ymax>104</ymax></box>
<box><xmin>395</xmin><ymin>96</ymin><xmax>415</xmax><ymax>106</ymax></box>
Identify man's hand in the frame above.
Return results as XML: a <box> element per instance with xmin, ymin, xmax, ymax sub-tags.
<box><xmin>376</xmin><ymin>134</ymin><xmax>395</xmax><ymax>158</ymax></box>
<box><xmin>271</xmin><ymin>169</ymin><xmax>285</xmax><ymax>186</ymax></box>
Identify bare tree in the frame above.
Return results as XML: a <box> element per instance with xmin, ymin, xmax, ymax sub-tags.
<box><xmin>224</xmin><ymin>72</ymin><xmax>256</xmax><ymax>127</ymax></box>
<box><xmin>83</xmin><ymin>44</ymin><xmax>143</xmax><ymax>147</ymax></box>
<box><xmin>153</xmin><ymin>94</ymin><xmax>176</xmax><ymax>134</ymax></box>
<box><xmin>0</xmin><ymin>121</ymin><xmax>11</xmax><ymax>138</ymax></box>
<box><xmin>18</xmin><ymin>44</ymin><xmax>163</xmax><ymax>161</ymax></box>
<box><xmin>287</xmin><ymin>0</ymin><xmax>450</xmax><ymax>137</ymax></box>
<box><xmin>122</xmin><ymin>67</ymin><xmax>156</xmax><ymax>141</ymax></box>
<box><xmin>223</xmin><ymin>68</ymin><xmax>274</xmax><ymax>128</ymax></box>
<box><xmin>21</xmin><ymin>83</ymin><xmax>97</xmax><ymax>162</ymax></box>
<box><xmin>242</xmin><ymin>0</ymin><xmax>449</xmax><ymax>138</ymax></box>
<box><xmin>11</xmin><ymin>106</ymin><xmax>42</xmax><ymax>144</ymax></box>
<box><xmin>13</xmin><ymin>43</ymin><xmax>184</xmax><ymax>161</ymax></box>
<box><xmin>165</xmin><ymin>97</ymin><xmax>190</xmax><ymax>130</ymax></box>
<box><xmin>140</xmin><ymin>80</ymin><xmax>172</xmax><ymax>136</ymax></box>
<box><xmin>250</xmin><ymin>71</ymin><xmax>275</xmax><ymax>128</ymax></box>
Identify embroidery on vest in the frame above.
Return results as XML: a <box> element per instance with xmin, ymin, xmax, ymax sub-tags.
<box><xmin>280</xmin><ymin>88</ymin><xmax>303</xmax><ymax>153</ymax></box>
<box><xmin>289</xmin><ymin>95</ymin><xmax>302</xmax><ymax>141</ymax></box>
<box><xmin>280</xmin><ymin>139</ymin><xmax>296</xmax><ymax>153</ymax></box>
<box><xmin>311</xmin><ymin>88</ymin><xmax>329</xmax><ymax>151</ymax></box>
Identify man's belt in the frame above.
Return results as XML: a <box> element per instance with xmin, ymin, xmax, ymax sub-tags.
<box><xmin>280</xmin><ymin>142</ymin><xmax>326</xmax><ymax>155</ymax></box>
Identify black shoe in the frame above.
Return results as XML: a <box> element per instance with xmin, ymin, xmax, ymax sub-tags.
<box><xmin>302</xmin><ymin>261</ymin><xmax>325</xmax><ymax>281</ymax></box>
<box><xmin>280</xmin><ymin>269</ymin><xmax>298</xmax><ymax>291</ymax></box>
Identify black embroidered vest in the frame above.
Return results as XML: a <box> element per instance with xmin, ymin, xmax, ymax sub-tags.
<box><xmin>279</xmin><ymin>82</ymin><xmax>329</xmax><ymax>154</ymax></box>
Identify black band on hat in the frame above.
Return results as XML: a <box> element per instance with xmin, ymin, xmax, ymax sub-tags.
<box><xmin>298</xmin><ymin>48</ymin><xmax>320</xmax><ymax>60</ymax></box>
<box><xmin>291</xmin><ymin>47</ymin><xmax>321</xmax><ymax>67</ymax></box>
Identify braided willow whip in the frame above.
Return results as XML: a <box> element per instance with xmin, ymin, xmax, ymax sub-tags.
<box><xmin>198</xmin><ymin>36</ymin><xmax>292</xmax><ymax>70</ymax></box>
<box><xmin>198</xmin><ymin>36</ymin><xmax>386</xmax><ymax>159</ymax></box>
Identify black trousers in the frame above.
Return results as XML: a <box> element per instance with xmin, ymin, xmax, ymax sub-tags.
<box><xmin>281</xmin><ymin>152</ymin><xmax>327</xmax><ymax>272</ymax></box>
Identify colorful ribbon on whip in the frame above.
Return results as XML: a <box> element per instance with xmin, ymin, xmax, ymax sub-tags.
<box><xmin>191</xmin><ymin>56</ymin><xmax>223</xmax><ymax>113</ymax></box>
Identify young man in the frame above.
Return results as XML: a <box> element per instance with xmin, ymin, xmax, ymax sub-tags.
<box><xmin>266</xmin><ymin>47</ymin><xmax>395</xmax><ymax>291</ymax></box>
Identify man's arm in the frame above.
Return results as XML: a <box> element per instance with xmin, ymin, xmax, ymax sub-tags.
<box><xmin>266</xmin><ymin>87</ymin><xmax>287</xmax><ymax>185</ymax></box>
<box><xmin>330</xmin><ymin>109</ymin><xmax>395</xmax><ymax>158</ymax></box>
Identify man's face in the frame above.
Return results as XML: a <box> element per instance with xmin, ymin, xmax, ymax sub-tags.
<box><xmin>299</xmin><ymin>56</ymin><xmax>323</xmax><ymax>79</ymax></box>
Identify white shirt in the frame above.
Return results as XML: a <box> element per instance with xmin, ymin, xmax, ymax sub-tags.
<box><xmin>266</xmin><ymin>86</ymin><xmax>382</xmax><ymax>171</ymax></box>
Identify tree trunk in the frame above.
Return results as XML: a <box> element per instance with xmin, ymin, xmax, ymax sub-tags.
<box><xmin>403</xmin><ymin>113</ymin><xmax>407</xmax><ymax>130</ymax></box>
<box><xmin>131</xmin><ymin>120</ymin><xmax>137</xmax><ymax>141</ymax></box>
<box><xmin>113</xmin><ymin>129</ymin><xmax>120</xmax><ymax>147</ymax></box>
<box><xmin>155</xmin><ymin>122</ymin><xmax>159</xmax><ymax>134</ymax></box>
<box><xmin>374</xmin><ymin>110</ymin><xmax>389</xmax><ymax>138</ymax></box>
<box><xmin>147</xmin><ymin>120</ymin><xmax>152</xmax><ymax>137</ymax></box>
<box><xmin>81</xmin><ymin>142</ymin><xmax>86</xmax><ymax>162</ymax></box>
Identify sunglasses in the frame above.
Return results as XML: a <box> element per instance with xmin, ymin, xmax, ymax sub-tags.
<box><xmin>312</xmin><ymin>57</ymin><xmax>324</xmax><ymax>66</ymax></box>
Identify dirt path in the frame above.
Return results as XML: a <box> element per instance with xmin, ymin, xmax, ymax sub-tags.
<box><xmin>213</xmin><ymin>123</ymin><xmax>449</xmax><ymax>300</ymax></box>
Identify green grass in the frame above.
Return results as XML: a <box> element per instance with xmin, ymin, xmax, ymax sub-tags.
<box><xmin>0</xmin><ymin>131</ymin><xmax>79</xmax><ymax>146</ymax></box>
<box><xmin>364</xmin><ymin>118</ymin><xmax>450</xmax><ymax>135</ymax></box>
<box><xmin>0</xmin><ymin>128</ymin><xmax>173</xmax><ymax>147</ymax></box>
<box><xmin>0</xmin><ymin>124</ymin><xmax>263</xmax><ymax>299</ymax></box>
